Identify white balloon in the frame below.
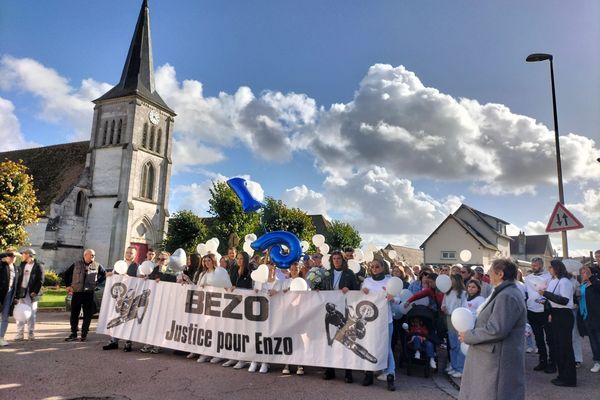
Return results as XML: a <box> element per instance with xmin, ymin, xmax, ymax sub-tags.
<box><xmin>319</xmin><ymin>243</ymin><xmax>330</xmax><ymax>255</ymax></box>
<box><xmin>290</xmin><ymin>277</ymin><xmax>308</xmax><ymax>291</ymax></box>
<box><xmin>348</xmin><ymin>259</ymin><xmax>361</xmax><ymax>274</ymax></box>
<box><xmin>206</xmin><ymin>238</ymin><xmax>219</xmax><ymax>252</ymax></box>
<box><xmin>363</xmin><ymin>250</ymin><xmax>374</xmax><ymax>263</ymax></box>
<box><xmin>563</xmin><ymin>259</ymin><xmax>583</xmax><ymax>274</ymax></box>
<box><xmin>353</xmin><ymin>248</ymin><xmax>364</xmax><ymax>263</ymax></box>
<box><xmin>312</xmin><ymin>234</ymin><xmax>325</xmax><ymax>247</ymax></box>
<box><xmin>386</xmin><ymin>276</ymin><xmax>404</xmax><ymax>296</ymax></box>
<box><xmin>435</xmin><ymin>274</ymin><xmax>452</xmax><ymax>293</ymax></box>
<box><xmin>169</xmin><ymin>248</ymin><xmax>187</xmax><ymax>272</ymax></box>
<box><xmin>451</xmin><ymin>307</ymin><xmax>475</xmax><ymax>332</ymax></box>
<box><xmin>13</xmin><ymin>303</ymin><xmax>32</xmax><ymax>323</ymax></box>
<box><xmin>388</xmin><ymin>250</ymin><xmax>397</xmax><ymax>259</ymax></box>
<box><xmin>399</xmin><ymin>289</ymin><xmax>413</xmax><ymax>303</ymax></box>
<box><xmin>461</xmin><ymin>342</ymin><xmax>469</xmax><ymax>355</ymax></box>
<box><xmin>207</xmin><ymin>267</ymin><xmax>231</xmax><ymax>288</ymax></box>
<box><xmin>196</xmin><ymin>243</ymin><xmax>207</xmax><ymax>255</ymax></box>
<box><xmin>243</xmin><ymin>241</ymin><xmax>254</xmax><ymax>255</ymax></box>
<box><xmin>459</xmin><ymin>249</ymin><xmax>472</xmax><ymax>263</ymax></box>
<box><xmin>300</xmin><ymin>240</ymin><xmax>310</xmax><ymax>253</ymax></box>
<box><xmin>244</xmin><ymin>233</ymin><xmax>257</xmax><ymax>243</ymax></box>
<box><xmin>251</xmin><ymin>264</ymin><xmax>269</xmax><ymax>283</ymax></box>
<box><xmin>322</xmin><ymin>254</ymin><xmax>331</xmax><ymax>270</ymax></box>
<box><xmin>138</xmin><ymin>261</ymin><xmax>155</xmax><ymax>276</ymax></box>
<box><xmin>113</xmin><ymin>260</ymin><xmax>128</xmax><ymax>275</ymax></box>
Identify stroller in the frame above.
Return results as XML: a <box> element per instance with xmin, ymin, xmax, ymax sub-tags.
<box><xmin>404</xmin><ymin>305</ymin><xmax>439</xmax><ymax>377</ymax></box>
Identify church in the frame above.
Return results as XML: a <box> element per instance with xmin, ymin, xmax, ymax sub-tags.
<box><xmin>0</xmin><ymin>0</ymin><xmax>174</xmax><ymax>270</ymax></box>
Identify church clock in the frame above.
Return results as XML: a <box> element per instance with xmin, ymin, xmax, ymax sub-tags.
<box><xmin>148</xmin><ymin>109</ymin><xmax>160</xmax><ymax>125</ymax></box>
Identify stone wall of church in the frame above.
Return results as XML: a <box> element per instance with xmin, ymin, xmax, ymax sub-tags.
<box><xmin>92</xmin><ymin>147</ymin><xmax>124</xmax><ymax>195</ymax></box>
<box><xmin>84</xmin><ymin>197</ymin><xmax>119</xmax><ymax>268</ymax></box>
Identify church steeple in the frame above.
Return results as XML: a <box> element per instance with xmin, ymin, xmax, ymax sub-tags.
<box><xmin>94</xmin><ymin>0</ymin><xmax>173</xmax><ymax>113</ymax></box>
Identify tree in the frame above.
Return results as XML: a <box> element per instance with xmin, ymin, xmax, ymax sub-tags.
<box><xmin>261</xmin><ymin>197</ymin><xmax>316</xmax><ymax>242</ymax></box>
<box><xmin>325</xmin><ymin>220</ymin><xmax>362</xmax><ymax>251</ymax></box>
<box><xmin>163</xmin><ymin>210</ymin><xmax>208</xmax><ymax>254</ymax></box>
<box><xmin>0</xmin><ymin>160</ymin><xmax>41</xmax><ymax>248</ymax></box>
<box><xmin>207</xmin><ymin>181</ymin><xmax>261</xmax><ymax>254</ymax></box>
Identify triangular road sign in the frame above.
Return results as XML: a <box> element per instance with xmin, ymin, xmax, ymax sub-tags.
<box><xmin>545</xmin><ymin>202</ymin><xmax>584</xmax><ymax>232</ymax></box>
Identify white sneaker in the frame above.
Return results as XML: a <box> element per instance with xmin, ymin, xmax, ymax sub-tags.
<box><xmin>377</xmin><ymin>373</ymin><xmax>387</xmax><ymax>381</ymax></box>
<box><xmin>0</xmin><ymin>338</ymin><xmax>8</xmax><ymax>346</ymax></box>
<box><xmin>526</xmin><ymin>347</ymin><xmax>534</xmax><ymax>353</ymax></box>
<box><xmin>210</xmin><ymin>357</ymin><xmax>223</xmax><ymax>364</ymax></box>
<box><xmin>197</xmin><ymin>355</ymin><xmax>211</xmax><ymax>363</ymax></box>
<box><xmin>591</xmin><ymin>363</ymin><xmax>600</xmax><ymax>373</ymax></box>
<box><xmin>259</xmin><ymin>363</ymin><xmax>269</xmax><ymax>373</ymax></box>
<box><xmin>248</xmin><ymin>361</ymin><xmax>259</xmax><ymax>372</ymax></box>
<box><xmin>447</xmin><ymin>368</ymin><xmax>456</xmax><ymax>375</ymax></box>
<box><xmin>296</xmin><ymin>366</ymin><xmax>304</xmax><ymax>375</ymax></box>
<box><xmin>14</xmin><ymin>333</ymin><xmax>24</xmax><ymax>341</ymax></box>
<box><xmin>282</xmin><ymin>365</ymin><xmax>290</xmax><ymax>374</ymax></box>
<box><xmin>233</xmin><ymin>361</ymin><xmax>248</xmax><ymax>369</ymax></box>
<box><xmin>430</xmin><ymin>358</ymin><xmax>437</xmax><ymax>369</ymax></box>
<box><xmin>445</xmin><ymin>365</ymin><xmax>452</xmax><ymax>372</ymax></box>
<box><xmin>222</xmin><ymin>359</ymin><xmax>236</xmax><ymax>367</ymax></box>
<box><xmin>186</xmin><ymin>352</ymin><xmax>198</xmax><ymax>359</ymax></box>
<box><xmin>414</xmin><ymin>350</ymin><xmax>421</xmax><ymax>359</ymax></box>
<box><xmin>451</xmin><ymin>371</ymin><xmax>462</xmax><ymax>378</ymax></box>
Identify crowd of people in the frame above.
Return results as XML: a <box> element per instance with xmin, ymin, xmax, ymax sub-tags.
<box><xmin>1</xmin><ymin>244</ymin><xmax>599</xmax><ymax>396</ymax></box>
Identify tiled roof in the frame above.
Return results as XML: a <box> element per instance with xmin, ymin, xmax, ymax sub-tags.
<box><xmin>0</xmin><ymin>141</ymin><xmax>89</xmax><ymax>212</ymax></box>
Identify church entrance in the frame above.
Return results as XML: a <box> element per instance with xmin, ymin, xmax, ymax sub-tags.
<box><xmin>131</xmin><ymin>242</ymin><xmax>149</xmax><ymax>265</ymax></box>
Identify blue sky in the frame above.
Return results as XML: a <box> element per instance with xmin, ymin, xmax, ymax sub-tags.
<box><xmin>1</xmin><ymin>0</ymin><xmax>599</xmax><ymax>254</ymax></box>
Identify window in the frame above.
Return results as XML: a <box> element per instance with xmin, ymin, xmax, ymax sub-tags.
<box><xmin>156</xmin><ymin>129</ymin><xmax>162</xmax><ymax>154</ymax></box>
<box><xmin>116</xmin><ymin>119</ymin><xmax>123</xmax><ymax>144</ymax></box>
<box><xmin>109</xmin><ymin>120</ymin><xmax>115</xmax><ymax>144</ymax></box>
<box><xmin>142</xmin><ymin>123</ymin><xmax>148</xmax><ymax>148</ymax></box>
<box><xmin>102</xmin><ymin>121</ymin><xmax>108</xmax><ymax>145</ymax></box>
<box><xmin>75</xmin><ymin>191</ymin><xmax>86</xmax><ymax>216</ymax></box>
<box><xmin>140</xmin><ymin>162</ymin><xmax>155</xmax><ymax>200</ymax></box>
<box><xmin>149</xmin><ymin>126</ymin><xmax>155</xmax><ymax>151</ymax></box>
<box><xmin>441</xmin><ymin>251</ymin><xmax>456</xmax><ymax>260</ymax></box>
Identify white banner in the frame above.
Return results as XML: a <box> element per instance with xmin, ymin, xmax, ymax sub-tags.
<box><xmin>97</xmin><ymin>276</ymin><xmax>389</xmax><ymax>370</ymax></box>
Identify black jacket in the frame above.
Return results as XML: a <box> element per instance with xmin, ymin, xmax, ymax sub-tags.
<box><xmin>324</xmin><ymin>268</ymin><xmax>359</xmax><ymax>291</ymax></box>
<box><xmin>230</xmin><ymin>266</ymin><xmax>252</xmax><ymax>289</ymax></box>
<box><xmin>15</xmin><ymin>261</ymin><xmax>44</xmax><ymax>299</ymax></box>
<box><xmin>0</xmin><ymin>258</ymin><xmax>19</xmax><ymax>306</ymax></box>
<box><xmin>581</xmin><ymin>274</ymin><xmax>600</xmax><ymax>330</ymax></box>
<box><xmin>126</xmin><ymin>262</ymin><xmax>138</xmax><ymax>277</ymax></box>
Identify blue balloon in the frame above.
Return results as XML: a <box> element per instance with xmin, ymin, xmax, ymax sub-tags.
<box><xmin>251</xmin><ymin>231</ymin><xmax>302</xmax><ymax>269</ymax></box>
<box><xmin>227</xmin><ymin>177</ymin><xmax>264</xmax><ymax>213</ymax></box>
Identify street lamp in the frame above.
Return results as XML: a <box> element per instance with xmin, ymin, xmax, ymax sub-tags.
<box><xmin>526</xmin><ymin>52</ymin><xmax>568</xmax><ymax>258</ymax></box>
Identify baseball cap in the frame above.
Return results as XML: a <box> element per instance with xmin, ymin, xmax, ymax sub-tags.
<box><xmin>21</xmin><ymin>248</ymin><xmax>36</xmax><ymax>256</ymax></box>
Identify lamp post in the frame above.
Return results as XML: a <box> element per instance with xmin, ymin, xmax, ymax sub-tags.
<box><xmin>526</xmin><ymin>53</ymin><xmax>568</xmax><ymax>258</ymax></box>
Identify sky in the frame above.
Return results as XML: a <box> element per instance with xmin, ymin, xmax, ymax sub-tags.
<box><xmin>1</xmin><ymin>0</ymin><xmax>599</xmax><ymax>256</ymax></box>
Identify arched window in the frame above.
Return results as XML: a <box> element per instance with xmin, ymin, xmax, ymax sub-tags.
<box><xmin>75</xmin><ymin>191</ymin><xmax>86</xmax><ymax>216</ymax></box>
<box><xmin>140</xmin><ymin>162</ymin><xmax>155</xmax><ymax>200</ymax></box>
<box><xmin>156</xmin><ymin>129</ymin><xmax>162</xmax><ymax>154</ymax></box>
<box><xmin>102</xmin><ymin>121</ymin><xmax>108</xmax><ymax>145</ymax></box>
<box><xmin>149</xmin><ymin>126</ymin><xmax>155</xmax><ymax>152</ymax></box>
<box><xmin>116</xmin><ymin>119</ymin><xmax>123</xmax><ymax>144</ymax></box>
<box><xmin>109</xmin><ymin>120</ymin><xmax>115</xmax><ymax>144</ymax></box>
<box><xmin>142</xmin><ymin>123</ymin><xmax>148</xmax><ymax>148</ymax></box>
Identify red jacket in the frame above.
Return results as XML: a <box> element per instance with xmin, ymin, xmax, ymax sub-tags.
<box><xmin>408</xmin><ymin>287</ymin><xmax>444</xmax><ymax>309</ymax></box>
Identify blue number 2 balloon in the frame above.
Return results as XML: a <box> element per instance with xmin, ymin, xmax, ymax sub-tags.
<box><xmin>251</xmin><ymin>231</ymin><xmax>302</xmax><ymax>269</ymax></box>
<box><xmin>227</xmin><ymin>177</ymin><xmax>264</xmax><ymax>213</ymax></box>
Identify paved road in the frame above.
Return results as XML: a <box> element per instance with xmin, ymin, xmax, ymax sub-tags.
<box><xmin>0</xmin><ymin>311</ymin><xmax>597</xmax><ymax>400</ymax></box>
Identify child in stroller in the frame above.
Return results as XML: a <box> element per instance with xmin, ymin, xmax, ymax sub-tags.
<box><xmin>403</xmin><ymin>305</ymin><xmax>438</xmax><ymax>375</ymax></box>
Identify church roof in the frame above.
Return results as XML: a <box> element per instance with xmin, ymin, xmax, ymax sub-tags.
<box><xmin>94</xmin><ymin>0</ymin><xmax>174</xmax><ymax>114</ymax></box>
<box><xmin>0</xmin><ymin>141</ymin><xmax>89</xmax><ymax>213</ymax></box>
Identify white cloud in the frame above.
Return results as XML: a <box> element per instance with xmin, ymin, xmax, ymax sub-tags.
<box><xmin>0</xmin><ymin>96</ymin><xmax>34</xmax><ymax>151</ymax></box>
<box><xmin>0</xmin><ymin>55</ymin><xmax>112</xmax><ymax>140</ymax></box>
<box><xmin>281</xmin><ymin>185</ymin><xmax>328</xmax><ymax>216</ymax></box>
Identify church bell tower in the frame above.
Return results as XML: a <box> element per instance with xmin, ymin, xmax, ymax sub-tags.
<box><xmin>84</xmin><ymin>0</ymin><xmax>175</xmax><ymax>267</ymax></box>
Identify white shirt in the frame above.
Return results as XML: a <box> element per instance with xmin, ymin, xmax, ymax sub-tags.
<box><xmin>547</xmin><ymin>277</ymin><xmax>574</xmax><ymax>309</ymax></box>
<box><xmin>524</xmin><ymin>271</ymin><xmax>552</xmax><ymax>312</ymax></box>
<box><xmin>442</xmin><ymin>289</ymin><xmax>467</xmax><ymax>315</ymax></box>
<box><xmin>8</xmin><ymin>264</ymin><xmax>15</xmax><ymax>289</ymax></box>
<box><xmin>362</xmin><ymin>275</ymin><xmax>395</xmax><ymax>323</ymax></box>
<box><xmin>333</xmin><ymin>269</ymin><xmax>343</xmax><ymax>290</ymax></box>
<box><xmin>21</xmin><ymin>262</ymin><xmax>34</xmax><ymax>288</ymax></box>
<box><xmin>466</xmin><ymin>295</ymin><xmax>486</xmax><ymax>317</ymax></box>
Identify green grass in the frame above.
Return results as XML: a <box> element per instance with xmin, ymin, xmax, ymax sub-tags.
<box><xmin>39</xmin><ymin>288</ymin><xmax>67</xmax><ymax>308</ymax></box>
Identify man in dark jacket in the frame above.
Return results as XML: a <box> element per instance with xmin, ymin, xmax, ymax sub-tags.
<box><xmin>322</xmin><ymin>250</ymin><xmax>359</xmax><ymax>383</ymax></box>
<box><xmin>0</xmin><ymin>248</ymin><xmax>20</xmax><ymax>345</ymax></box>
<box><xmin>14</xmin><ymin>248</ymin><xmax>44</xmax><ymax>341</ymax></box>
<box><xmin>63</xmin><ymin>248</ymin><xmax>106</xmax><ymax>342</ymax></box>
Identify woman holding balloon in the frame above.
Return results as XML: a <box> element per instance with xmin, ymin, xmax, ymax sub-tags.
<box><xmin>458</xmin><ymin>258</ymin><xmax>526</xmax><ymax>400</ymax></box>
<box><xmin>441</xmin><ymin>274</ymin><xmax>467</xmax><ymax>378</ymax></box>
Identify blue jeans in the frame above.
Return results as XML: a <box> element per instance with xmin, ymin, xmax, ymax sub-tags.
<box><xmin>412</xmin><ymin>335</ymin><xmax>435</xmax><ymax>358</ymax></box>
<box><xmin>448</xmin><ymin>331</ymin><xmax>465</xmax><ymax>372</ymax></box>
<box><xmin>585</xmin><ymin>322</ymin><xmax>600</xmax><ymax>363</ymax></box>
<box><xmin>387</xmin><ymin>322</ymin><xmax>395</xmax><ymax>376</ymax></box>
<box><xmin>1</xmin><ymin>288</ymin><xmax>14</xmax><ymax>337</ymax></box>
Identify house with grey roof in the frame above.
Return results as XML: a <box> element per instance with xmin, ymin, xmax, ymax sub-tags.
<box><xmin>420</xmin><ymin>204</ymin><xmax>512</xmax><ymax>267</ymax></box>
<box><xmin>510</xmin><ymin>232</ymin><xmax>555</xmax><ymax>266</ymax></box>
<box><xmin>0</xmin><ymin>1</ymin><xmax>175</xmax><ymax>270</ymax></box>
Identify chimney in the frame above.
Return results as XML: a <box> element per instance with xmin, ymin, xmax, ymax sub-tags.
<box><xmin>517</xmin><ymin>231</ymin><xmax>526</xmax><ymax>255</ymax></box>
